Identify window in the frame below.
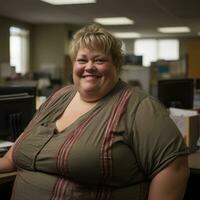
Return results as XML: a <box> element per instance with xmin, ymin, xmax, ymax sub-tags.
<box><xmin>134</xmin><ymin>39</ymin><xmax>179</xmax><ymax>67</ymax></box>
<box><xmin>9</xmin><ymin>27</ymin><xmax>30</xmax><ymax>74</ymax></box>
<box><xmin>158</xmin><ymin>40</ymin><xmax>179</xmax><ymax>60</ymax></box>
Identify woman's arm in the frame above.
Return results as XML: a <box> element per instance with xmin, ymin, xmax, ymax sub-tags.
<box><xmin>148</xmin><ymin>155</ymin><xmax>190</xmax><ymax>200</ymax></box>
<box><xmin>0</xmin><ymin>145</ymin><xmax>16</xmax><ymax>173</ymax></box>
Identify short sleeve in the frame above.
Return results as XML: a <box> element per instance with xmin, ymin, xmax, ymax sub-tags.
<box><xmin>132</xmin><ymin>96</ymin><xmax>189</xmax><ymax>179</ymax></box>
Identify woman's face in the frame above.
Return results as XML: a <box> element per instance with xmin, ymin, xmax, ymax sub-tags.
<box><xmin>73</xmin><ymin>48</ymin><xmax>119</xmax><ymax>102</ymax></box>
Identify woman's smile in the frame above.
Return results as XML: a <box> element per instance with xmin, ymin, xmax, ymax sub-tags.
<box><xmin>73</xmin><ymin>48</ymin><xmax>119</xmax><ymax>101</ymax></box>
<box><xmin>82</xmin><ymin>74</ymin><xmax>102</xmax><ymax>80</ymax></box>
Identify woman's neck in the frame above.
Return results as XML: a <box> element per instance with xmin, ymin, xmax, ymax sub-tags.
<box><xmin>75</xmin><ymin>92</ymin><xmax>99</xmax><ymax>104</ymax></box>
<box><xmin>76</xmin><ymin>79</ymin><xmax>119</xmax><ymax>103</ymax></box>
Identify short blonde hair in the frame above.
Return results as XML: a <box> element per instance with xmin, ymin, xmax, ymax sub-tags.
<box><xmin>69</xmin><ymin>23</ymin><xmax>123</xmax><ymax>73</ymax></box>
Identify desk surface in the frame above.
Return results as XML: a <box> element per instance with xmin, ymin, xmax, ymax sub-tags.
<box><xmin>188</xmin><ymin>151</ymin><xmax>200</xmax><ymax>174</ymax></box>
<box><xmin>0</xmin><ymin>172</ymin><xmax>17</xmax><ymax>184</ymax></box>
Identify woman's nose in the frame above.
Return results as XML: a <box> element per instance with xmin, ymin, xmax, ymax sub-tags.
<box><xmin>85</xmin><ymin>61</ymin><xmax>96</xmax><ymax>71</ymax></box>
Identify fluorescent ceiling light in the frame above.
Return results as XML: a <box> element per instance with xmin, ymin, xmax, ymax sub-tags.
<box><xmin>94</xmin><ymin>17</ymin><xmax>134</xmax><ymax>25</ymax></box>
<box><xmin>158</xmin><ymin>26</ymin><xmax>190</xmax><ymax>33</ymax></box>
<box><xmin>113</xmin><ymin>32</ymin><xmax>141</xmax><ymax>39</ymax></box>
<box><xmin>40</xmin><ymin>0</ymin><xmax>96</xmax><ymax>5</ymax></box>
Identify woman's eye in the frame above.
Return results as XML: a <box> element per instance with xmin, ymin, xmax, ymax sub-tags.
<box><xmin>77</xmin><ymin>59</ymin><xmax>87</xmax><ymax>64</ymax></box>
<box><xmin>95</xmin><ymin>59</ymin><xmax>105</xmax><ymax>64</ymax></box>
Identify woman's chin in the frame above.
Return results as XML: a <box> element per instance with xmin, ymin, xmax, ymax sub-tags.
<box><xmin>82</xmin><ymin>87</ymin><xmax>99</xmax><ymax>95</ymax></box>
<box><xmin>79</xmin><ymin>87</ymin><xmax>101</xmax><ymax>100</ymax></box>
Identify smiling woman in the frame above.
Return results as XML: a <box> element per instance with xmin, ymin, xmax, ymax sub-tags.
<box><xmin>72</xmin><ymin>48</ymin><xmax>118</xmax><ymax>102</ymax></box>
<box><xmin>0</xmin><ymin>23</ymin><xmax>189</xmax><ymax>200</ymax></box>
<box><xmin>69</xmin><ymin>23</ymin><xmax>122</xmax><ymax>102</ymax></box>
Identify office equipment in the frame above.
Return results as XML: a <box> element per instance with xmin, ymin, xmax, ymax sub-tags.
<box><xmin>169</xmin><ymin>108</ymin><xmax>200</xmax><ymax>151</ymax></box>
<box><xmin>0</xmin><ymin>140</ymin><xmax>14</xmax><ymax>156</ymax></box>
<box><xmin>120</xmin><ymin>65</ymin><xmax>150</xmax><ymax>93</ymax></box>
<box><xmin>0</xmin><ymin>94</ymin><xmax>36</xmax><ymax>142</ymax></box>
<box><xmin>123</xmin><ymin>54</ymin><xmax>143</xmax><ymax>65</ymax></box>
<box><xmin>195</xmin><ymin>78</ymin><xmax>200</xmax><ymax>90</ymax></box>
<box><xmin>0</xmin><ymin>63</ymin><xmax>12</xmax><ymax>78</ymax></box>
<box><xmin>0</xmin><ymin>141</ymin><xmax>13</xmax><ymax>148</ymax></box>
<box><xmin>193</xmin><ymin>79</ymin><xmax>200</xmax><ymax>109</ymax></box>
<box><xmin>0</xmin><ymin>85</ymin><xmax>37</xmax><ymax>96</ymax></box>
<box><xmin>0</xmin><ymin>85</ymin><xmax>37</xmax><ymax>108</ymax></box>
<box><xmin>158</xmin><ymin>79</ymin><xmax>194</xmax><ymax>109</ymax></box>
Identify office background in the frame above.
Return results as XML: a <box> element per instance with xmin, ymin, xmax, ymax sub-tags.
<box><xmin>0</xmin><ymin>0</ymin><xmax>200</xmax><ymax>88</ymax></box>
<box><xmin>0</xmin><ymin>1</ymin><xmax>200</xmax><ymax>200</ymax></box>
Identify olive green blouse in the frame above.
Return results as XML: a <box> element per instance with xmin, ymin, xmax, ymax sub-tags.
<box><xmin>11</xmin><ymin>80</ymin><xmax>188</xmax><ymax>200</ymax></box>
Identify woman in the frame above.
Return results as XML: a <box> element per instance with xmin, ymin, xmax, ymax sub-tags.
<box><xmin>0</xmin><ymin>23</ymin><xmax>189</xmax><ymax>200</ymax></box>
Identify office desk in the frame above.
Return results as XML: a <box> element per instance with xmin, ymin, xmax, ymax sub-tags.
<box><xmin>184</xmin><ymin>152</ymin><xmax>200</xmax><ymax>199</ymax></box>
<box><xmin>0</xmin><ymin>172</ymin><xmax>16</xmax><ymax>200</ymax></box>
<box><xmin>188</xmin><ymin>151</ymin><xmax>200</xmax><ymax>174</ymax></box>
<box><xmin>0</xmin><ymin>172</ymin><xmax>17</xmax><ymax>184</ymax></box>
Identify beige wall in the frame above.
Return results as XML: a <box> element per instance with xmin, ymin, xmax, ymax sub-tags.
<box><xmin>30</xmin><ymin>24</ymin><xmax>67</xmax><ymax>79</ymax></box>
<box><xmin>30</xmin><ymin>24</ymin><xmax>81</xmax><ymax>82</ymax></box>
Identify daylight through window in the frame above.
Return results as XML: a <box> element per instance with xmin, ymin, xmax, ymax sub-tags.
<box><xmin>9</xmin><ymin>27</ymin><xmax>30</xmax><ymax>74</ymax></box>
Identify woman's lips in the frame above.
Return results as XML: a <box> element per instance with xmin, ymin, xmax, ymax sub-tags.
<box><xmin>82</xmin><ymin>74</ymin><xmax>101</xmax><ymax>79</ymax></box>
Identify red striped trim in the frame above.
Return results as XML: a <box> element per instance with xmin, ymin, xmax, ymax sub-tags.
<box><xmin>41</xmin><ymin>85</ymin><xmax>72</xmax><ymax>111</ymax></box>
<box><xmin>56</xmin><ymin>110</ymin><xmax>98</xmax><ymax>175</ymax></box>
<box><xmin>51</xmin><ymin>109</ymin><xmax>99</xmax><ymax>199</ymax></box>
<box><xmin>50</xmin><ymin>178</ymin><xmax>69</xmax><ymax>200</ymax></box>
<box><xmin>101</xmin><ymin>88</ymin><xmax>133</xmax><ymax>181</ymax></box>
<box><xmin>51</xmin><ymin>86</ymin><xmax>133</xmax><ymax>200</ymax></box>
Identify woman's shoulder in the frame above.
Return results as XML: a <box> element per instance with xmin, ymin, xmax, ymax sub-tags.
<box><xmin>125</xmin><ymin>85</ymin><xmax>167</xmax><ymax>115</ymax></box>
<box><xmin>132</xmin><ymin>88</ymin><xmax>162</xmax><ymax>105</ymax></box>
<box><xmin>126</xmin><ymin>86</ymin><xmax>149</xmax><ymax>105</ymax></box>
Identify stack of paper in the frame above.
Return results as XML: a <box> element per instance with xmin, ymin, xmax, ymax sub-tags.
<box><xmin>169</xmin><ymin>107</ymin><xmax>200</xmax><ymax>152</ymax></box>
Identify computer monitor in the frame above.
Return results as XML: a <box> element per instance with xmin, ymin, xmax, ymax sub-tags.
<box><xmin>123</xmin><ymin>54</ymin><xmax>143</xmax><ymax>65</ymax></box>
<box><xmin>0</xmin><ymin>85</ymin><xmax>37</xmax><ymax>109</ymax></box>
<box><xmin>195</xmin><ymin>78</ymin><xmax>200</xmax><ymax>90</ymax></box>
<box><xmin>0</xmin><ymin>85</ymin><xmax>37</xmax><ymax>96</ymax></box>
<box><xmin>158</xmin><ymin>79</ymin><xmax>194</xmax><ymax>109</ymax></box>
<box><xmin>0</xmin><ymin>94</ymin><xmax>36</xmax><ymax>141</ymax></box>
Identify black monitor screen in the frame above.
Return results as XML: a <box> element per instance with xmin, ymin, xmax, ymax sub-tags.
<box><xmin>0</xmin><ymin>85</ymin><xmax>37</xmax><ymax>96</ymax></box>
<box><xmin>195</xmin><ymin>78</ymin><xmax>200</xmax><ymax>90</ymax></box>
<box><xmin>0</xmin><ymin>85</ymin><xmax>37</xmax><ymax>109</ymax></box>
<box><xmin>158</xmin><ymin>79</ymin><xmax>194</xmax><ymax>109</ymax></box>
<box><xmin>123</xmin><ymin>54</ymin><xmax>143</xmax><ymax>65</ymax></box>
<box><xmin>0</xmin><ymin>94</ymin><xmax>36</xmax><ymax>141</ymax></box>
